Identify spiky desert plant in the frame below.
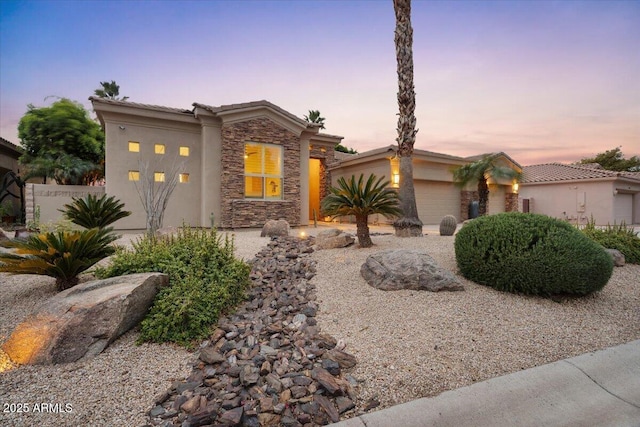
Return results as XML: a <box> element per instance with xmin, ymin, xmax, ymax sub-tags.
<box><xmin>60</xmin><ymin>194</ymin><xmax>131</xmax><ymax>229</ymax></box>
<box><xmin>321</xmin><ymin>174</ymin><xmax>401</xmax><ymax>248</ymax></box>
<box><xmin>439</xmin><ymin>215</ymin><xmax>458</xmax><ymax>236</ymax></box>
<box><xmin>0</xmin><ymin>228</ymin><xmax>117</xmax><ymax>291</ymax></box>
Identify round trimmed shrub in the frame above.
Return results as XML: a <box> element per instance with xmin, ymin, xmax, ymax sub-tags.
<box><xmin>454</xmin><ymin>213</ymin><xmax>613</xmax><ymax>296</ymax></box>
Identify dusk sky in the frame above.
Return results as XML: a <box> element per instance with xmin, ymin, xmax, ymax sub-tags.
<box><xmin>1</xmin><ymin>0</ymin><xmax>638</xmax><ymax>166</ymax></box>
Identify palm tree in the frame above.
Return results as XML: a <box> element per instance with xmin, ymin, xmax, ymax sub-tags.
<box><xmin>304</xmin><ymin>110</ymin><xmax>325</xmax><ymax>129</ymax></box>
<box><xmin>392</xmin><ymin>0</ymin><xmax>422</xmax><ymax>237</ymax></box>
<box><xmin>452</xmin><ymin>154</ymin><xmax>521</xmax><ymax>216</ymax></box>
<box><xmin>321</xmin><ymin>174</ymin><xmax>401</xmax><ymax>248</ymax></box>
<box><xmin>0</xmin><ymin>228</ymin><xmax>117</xmax><ymax>291</ymax></box>
<box><xmin>94</xmin><ymin>80</ymin><xmax>129</xmax><ymax>101</ymax></box>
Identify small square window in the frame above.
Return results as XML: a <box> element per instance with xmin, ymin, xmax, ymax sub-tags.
<box><xmin>154</xmin><ymin>172</ymin><xmax>165</xmax><ymax>182</ymax></box>
<box><xmin>179</xmin><ymin>173</ymin><xmax>189</xmax><ymax>183</ymax></box>
<box><xmin>128</xmin><ymin>142</ymin><xmax>140</xmax><ymax>152</ymax></box>
<box><xmin>155</xmin><ymin>144</ymin><xmax>165</xmax><ymax>154</ymax></box>
<box><xmin>128</xmin><ymin>170</ymin><xmax>140</xmax><ymax>181</ymax></box>
<box><xmin>179</xmin><ymin>146</ymin><xmax>189</xmax><ymax>156</ymax></box>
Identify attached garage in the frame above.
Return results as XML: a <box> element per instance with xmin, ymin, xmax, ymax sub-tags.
<box><xmin>329</xmin><ymin>146</ymin><xmax>522</xmax><ymax>225</ymax></box>
<box><xmin>488</xmin><ymin>185</ymin><xmax>506</xmax><ymax>215</ymax></box>
<box><xmin>414</xmin><ymin>180</ymin><xmax>460</xmax><ymax>224</ymax></box>
<box><xmin>614</xmin><ymin>193</ymin><xmax>633</xmax><ymax>224</ymax></box>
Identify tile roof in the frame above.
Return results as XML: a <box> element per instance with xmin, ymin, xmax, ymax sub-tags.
<box><xmin>89</xmin><ymin>96</ymin><xmax>193</xmax><ymax>114</ymax></box>
<box><xmin>193</xmin><ymin>100</ymin><xmax>310</xmax><ymax>128</ymax></box>
<box><xmin>522</xmin><ymin>163</ymin><xmax>640</xmax><ymax>183</ymax></box>
<box><xmin>0</xmin><ymin>137</ymin><xmax>23</xmax><ymax>155</ymax></box>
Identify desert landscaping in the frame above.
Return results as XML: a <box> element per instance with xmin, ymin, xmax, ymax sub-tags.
<box><xmin>1</xmin><ymin>224</ymin><xmax>638</xmax><ymax>426</ymax></box>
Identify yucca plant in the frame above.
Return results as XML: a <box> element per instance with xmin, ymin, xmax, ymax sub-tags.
<box><xmin>321</xmin><ymin>174</ymin><xmax>401</xmax><ymax>248</ymax></box>
<box><xmin>60</xmin><ymin>194</ymin><xmax>131</xmax><ymax>229</ymax></box>
<box><xmin>0</xmin><ymin>228</ymin><xmax>117</xmax><ymax>291</ymax></box>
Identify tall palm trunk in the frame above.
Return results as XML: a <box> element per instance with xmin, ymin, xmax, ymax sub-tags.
<box><xmin>355</xmin><ymin>214</ymin><xmax>373</xmax><ymax>248</ymax></box>
<box><xmin>393</xmin><ymin>0</ymin><xmax>423</xmax><ymax>237</ymax></box>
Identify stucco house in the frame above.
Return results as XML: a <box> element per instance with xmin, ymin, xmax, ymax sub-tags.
<box><xmin>91</xmin><ymin>97</ymin><xmax>524</xmax><ymax>229</ymax></box>
<box><xmin>519</xmin><ymin>163</ymin><xmax>640</xmax><ymax>225</ymax></box>
<box><xmin>329</xmin><ymin>146</ymin><xmax>521</xmax><ymax>224</ymax></box>
<box><xmin>90</xmin><ymin>97</ymin><xmax>343</xmax><ymax>229</ymax></box>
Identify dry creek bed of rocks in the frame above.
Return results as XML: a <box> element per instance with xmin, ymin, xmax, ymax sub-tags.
<box><xmin>145</xmin><ymin>235</ymin><xmax>366</xmax><ymax>427</ymax></box>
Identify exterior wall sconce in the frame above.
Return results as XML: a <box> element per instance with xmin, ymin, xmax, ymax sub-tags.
<box><xmin>392</xmin><ymin>173</ymin><xmax>400</xmax><ymax>188</ymax></box>
<box><xmin>512</xmin><ymin>183</ymin><xmax>519</xmax><ymax>193</ymax></box>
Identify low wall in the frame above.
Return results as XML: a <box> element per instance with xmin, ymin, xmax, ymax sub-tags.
<box><xmin>25</xmin><ymin>184</ymin><xmax>105</xmax><ymax>225</ymax></box>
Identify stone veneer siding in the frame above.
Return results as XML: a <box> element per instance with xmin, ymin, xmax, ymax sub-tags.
<box><xmin>460</xmin><ymin>190</ymin><xmax>479</xmax><ymax>221</ymax></box>
<box><xmin>220</xmin><ymin>118</ymin><xmax>301</xmax><ymax>228</ymax></box>
<box><xmin>505</xmin><ymin>192</ymin><xmax>519</xmax><ymax>212</ymax></box>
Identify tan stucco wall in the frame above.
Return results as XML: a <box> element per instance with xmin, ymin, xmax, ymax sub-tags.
<box><xmin>330</xmin><ymin>158</ymin><xmax>391</xmax><ymax>186</ymax></box>
<box><xmin>26</xmin><ymin>184</ymin><xmax>105</xmax><ymax>225</ymax></box>
<box><xmin>519</xmin><ymin>181</ymin><xmax>618</xmax><ymax>225</ymax></box>
<box><xmin>103</xmin><ymin>114</ymin><xmax>202</xmax><ymax>229</ymax></box>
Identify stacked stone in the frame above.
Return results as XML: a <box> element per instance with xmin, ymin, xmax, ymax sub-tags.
<box><xmin>146</xmin><ymin>235</ymin><xmax>358</xmax><ymax>427</ymax></box>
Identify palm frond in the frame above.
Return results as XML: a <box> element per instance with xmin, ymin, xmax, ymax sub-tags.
<box><xmin>0</xmin><ymin>228</ymin><xmax>117</xmax><ymax>291</ymax></box>
<box><xmin>60</xmin><ymin>194</ymin><xmax>131</xmax><ymax>229</ymax></box>
<box><xmin>321</xmin><ymin>173</ymin><xmax>401</xmax><ymax>219</ymax></box>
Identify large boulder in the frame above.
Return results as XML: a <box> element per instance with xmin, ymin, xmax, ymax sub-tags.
<box><xmin>361</xmin><ymin>249</ymin><xmax>464</xmax><ymax>292</ymax></box>
<box><xmin>2</xmin><ymin>272</ymin><xmax>168</xmax><ymax>365</ymax></box>
<box><xmin>261</xmin><ymin>219</ymin><xmax>290</xmax><ymax>237</ymax></box>
<box><xmin>315</xmin><ymin>228</ymin><xmax>355</xmax><ymax>250</ymax></box>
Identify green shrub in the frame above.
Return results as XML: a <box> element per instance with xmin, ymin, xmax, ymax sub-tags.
<box><xmin>581</xmin><ymin>220</ymin><xmax>640</xmax><ymax>264</ymax></box>
<box><xmin>0</xmin><ymin>228</ymin><xmax>117</xmax><ymax>291</ymax></box>
<box><xmin>454</xmin><ymin>213</ymin><xmax>613</xmax><ymax>296</ymax></box>
<box><xmin>95</xmin><ymin>227</ymin><xmax>250</xmax><ymax>347</ymax></box>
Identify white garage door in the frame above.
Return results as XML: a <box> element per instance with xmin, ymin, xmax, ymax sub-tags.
<box><xmin>614</xmin><ymin>193</ymin><xmax>633</xmax><ymax>224</ymax></box>
<box><xmin>488</xmin><ymin>185</ymin><xmax>506</xmax><ymax>215</ymax></box>
<box><xmin>414</xmin><ymin>181</ymin><xmax>460</xmax><ymax>225</ymax></box>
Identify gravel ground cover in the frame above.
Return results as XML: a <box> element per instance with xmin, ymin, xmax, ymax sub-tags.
<box><xmin>0</xmin><ymin>225</ymin><xmax>638</xmax><ymax>426</ymax></box>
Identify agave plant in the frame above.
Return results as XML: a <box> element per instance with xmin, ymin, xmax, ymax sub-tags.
<box><xmin>60</xmin><ymin>194</ymin><xmax>131</xmax><ymax>229</ymax></box>
<box><xmin>0</xmin><ymin>228</ymin><xmax>117</xmax><ymax>291</ymax></box>
<box><xmin>321</xmin><ymin>174</ymin><xmax>401</xmax><ymax>248</ymax></box>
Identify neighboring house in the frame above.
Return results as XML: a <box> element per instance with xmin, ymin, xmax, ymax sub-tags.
<box><xmin>0</xmin><ymin>137</ymin><xmax>22</xmax><ymax>178</ymax></box>
<box><xmin>0</xmin><ymin>137</ymin><xmax>23</xmax><ymax>214</ymax></box>
<box><xmin>91</xmin><ymin>97</ymin><xmax>343</xmax><ymax>229</ymax></box>
<box><xmin>328</xmin><ymin>146</ymin><xmax>521</xmax><ymax>224</ymax></box>
<box><xmin>519</xmin><ymin>163</ymin><xmax>640</xmax><ymax>225</ymax></box>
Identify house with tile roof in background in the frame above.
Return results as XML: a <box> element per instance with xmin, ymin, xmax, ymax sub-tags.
<box><xmin>519</xmin><ymin>163</ymin><xmax>640</xmax><ymax>225</ymax></box>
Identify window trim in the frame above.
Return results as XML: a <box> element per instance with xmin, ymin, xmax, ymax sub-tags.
<box><xmin>244</xmin><ymin>142</ymin><xmax>283</xmax><ymax>200</ymax></box>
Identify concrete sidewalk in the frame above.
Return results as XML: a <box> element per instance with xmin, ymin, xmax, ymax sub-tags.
<box><xmin>332</xmin><ymin>340</ymin><xmax>640</xmax><ymax>427</ymax></box>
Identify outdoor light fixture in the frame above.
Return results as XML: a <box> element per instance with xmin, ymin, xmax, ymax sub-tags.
<box><xmin>119</xmin><ymin>125</ymin><xmax>126</xmax><ymax>130</ymax></box>
<box><xmin>513</xmin><ymin>183</ymin><xmax>519</xmax><ymax>193</ymax></box>
<box><xmin>392</xmin><ymin>173</ymin><xmax>400</xmax><ymax>187</ymax></box>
